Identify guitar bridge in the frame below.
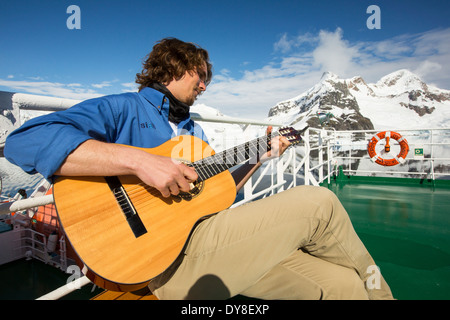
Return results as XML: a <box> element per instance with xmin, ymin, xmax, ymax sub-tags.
<box><xmin>105</xmin><ymin>176</ymin><xmax>147</xmax><ymax>238</ymax></box>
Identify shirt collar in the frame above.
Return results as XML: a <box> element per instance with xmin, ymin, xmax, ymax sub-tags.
<box><xmin>139</xmin><ymin>86</ymin><xmax>193</xmax><ymax>132</ymax></box>
<box><xmin>139</xmin><ymin>86</ymin><xmax>170</xmax><ymax>118</ymax></box>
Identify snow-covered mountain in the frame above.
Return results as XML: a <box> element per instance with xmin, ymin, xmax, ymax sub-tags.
<box><xmin>268</xmin><ymin>69</ymin><xmax>450</xmax><ymax>130</ymax></box>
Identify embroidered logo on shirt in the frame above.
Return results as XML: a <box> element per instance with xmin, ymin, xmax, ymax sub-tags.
<box><xmin>140</xmin><ymin>122</ymin><xmax>155</xmax><ymax>129</ymax></box>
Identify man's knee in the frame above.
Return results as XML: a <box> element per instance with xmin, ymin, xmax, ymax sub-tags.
<box><xmin>290</xmin><ymin>186</ymin><xmax>339</xmax><ymax>204</ymax></box>
<box><xmin>290</xmin><ymin>186</ymin><xmax>345</xmax><ymax>220</ymax></box>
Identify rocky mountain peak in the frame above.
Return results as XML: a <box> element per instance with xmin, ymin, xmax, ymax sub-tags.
<box><xmin>268</xmin><ymin>72</ymin><xmax>374</xmax><ymax>131</ymax></box>
<box><xmin>320</xmin><ymin>71</ymin><xmax>340</xmax><ymax>82</ymax></box>
<box><xmin>374</xmin><ymin>69</ymin><xmax>429</xmax><ymax>94</ymax></box>
<box><xmin>268</xmin><ymin>69</ymin><xmax>450</xmax><ymax>130</ymax></box>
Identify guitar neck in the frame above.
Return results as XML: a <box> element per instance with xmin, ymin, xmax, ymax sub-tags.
<box><xmin>192</xmin><ymin>134</ymin><xmax>273</xmax><ymax>182</ymax></box>
<box><xmin>191</xmin><ymin>126</ymin><xmax>305</xmax><ymax>182</ymax></box>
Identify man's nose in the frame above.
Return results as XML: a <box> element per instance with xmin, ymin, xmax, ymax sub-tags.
<box><xmin>198</xmin><ymin>80</ymin><xmax>207</xmax><ymax>91</ymax></box>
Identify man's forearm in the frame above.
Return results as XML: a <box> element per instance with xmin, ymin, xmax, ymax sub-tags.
<box><xmin>54</xmin><ymin>139</ymin><xmax>142</xmax><ymax>177</ymax></box>
<box><xmin>54</xmin><ymin>139</ymin><xmax>198</xmax><ymax>198</ymax></box>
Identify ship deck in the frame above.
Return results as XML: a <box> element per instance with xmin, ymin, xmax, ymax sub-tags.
<box><xmin>322</xmin><ymin>175</ymin><xmax>450</xmax><ymax>300</ymax></box>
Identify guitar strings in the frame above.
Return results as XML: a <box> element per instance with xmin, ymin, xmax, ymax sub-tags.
<box><xmin>193</xmin><ymin>134</ymin><xmax>271</xmax><ymax>181</ymax></box>
<box><xmin>122</xmin><ymin>132</ymin><xmax>278</xmax><ymax>199</ymax></box>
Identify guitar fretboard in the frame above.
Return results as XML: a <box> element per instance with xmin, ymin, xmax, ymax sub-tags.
<box><xmin>192</xmin><ymin>135</ymin><xmax>272</xmax><ymax>182</ymax></box>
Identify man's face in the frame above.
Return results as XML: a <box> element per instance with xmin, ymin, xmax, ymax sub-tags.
<box><xmin>165</xmin><ymin>62</ymin><xmax>208</xmax><ymax>106</ymax></box>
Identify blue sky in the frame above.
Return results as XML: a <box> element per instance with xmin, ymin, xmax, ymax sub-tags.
<box><xmin>1</xmin><ymin>0</ymin><xmax>449</xmax><ymax>119</ymax></box>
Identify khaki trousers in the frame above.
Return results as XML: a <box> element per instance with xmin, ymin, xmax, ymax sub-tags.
<box><xmin>151</xmin><ymin>186</ymin><xmax>394</xmax><ymax>300</ymax></box>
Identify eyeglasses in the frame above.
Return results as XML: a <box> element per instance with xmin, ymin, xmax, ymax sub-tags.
<box><xmin>195</xmin><ymin>68</ymin><xmax>210</xmax><ymax>87</ymax></box>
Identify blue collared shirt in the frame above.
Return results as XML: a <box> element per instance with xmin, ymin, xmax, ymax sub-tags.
<box><xmin>4</xmin><ymin>87</ymin><xmax>209</xmax><ymax>179</ymax></box>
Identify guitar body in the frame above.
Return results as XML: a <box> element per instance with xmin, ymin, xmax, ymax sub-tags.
<box><xmin>53</xmin><ymin>135</ymin><xmax>237</xmax><ymax>291</ymax></box>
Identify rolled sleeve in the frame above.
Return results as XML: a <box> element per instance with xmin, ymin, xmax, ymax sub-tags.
<box><xmin>4</xmin><ymin>96</ymin><xmax>117</xmax><ymax>178</ymax></box>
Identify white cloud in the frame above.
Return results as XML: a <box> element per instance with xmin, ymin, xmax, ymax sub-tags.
<box><xmin>273</xmin><ymin>33</ymin><xmax>292</xmax><ymax>53</ymax></box>
<box><xmin>121</xmin><ymin>82</ymin><xmax>139</xmax><ymax>92</ymax></box>
<box><xmin>274</xmin><ymin>32</ymin><xmax>317</xmax><ymax>54</ymax></box>
<box><xmin>91</xmin><ymin>81</ymin><xmax>113</xmax><ymax>89</ymax></box>
<box><xmin>28</xmin><ymin>76</ymin><xmax>44</xmax><ymax>81</ymax></box>
<box><xmin>413</xmin><ymin>60</ymin><xmax>442</xmax><ymax>80</ymax></box>
<box><xmin>312</xmin><ymin>28</ymin><xmax>361</xmax><ymax>78</ymax></box>
<box><xmin>0</xmin><ymin>79</ymin><xmax>103</xmax><ymax>100</ymax></box>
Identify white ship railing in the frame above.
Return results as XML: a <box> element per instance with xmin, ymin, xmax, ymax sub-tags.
<box><xmin>317</xmin><ymin>127</ymin><xmax>450</xmax><ymax>181</ymax></box>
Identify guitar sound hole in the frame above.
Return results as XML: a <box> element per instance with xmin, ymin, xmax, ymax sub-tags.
<box><xmin>173</xmin><ymin>180</ymin><xmax>204</xmax><ymax>201</ymax></box>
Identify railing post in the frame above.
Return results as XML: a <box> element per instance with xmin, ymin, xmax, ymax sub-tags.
<box><xmin>318</xmin><ymin>129</ymin><xmax>324</xmax><ymax>183</ymax></box>
<box><xmin>243</xmin><ymin>178</ymin><xmax>253</xmax><ymax>201</ymax></box>
<box><xmin>430</xmin><ymin>129</ymin><xmax>435</xmax><ymax>180</ymax></box>
<box><xmin>327</xmin><ymin>139</ymin><xmax>331</xmax><ymax>184</ymax></box>
<box><xmin>304</xmin><ymin>129</ymin><xmax>310</xmax><ymax>186</ymax></box>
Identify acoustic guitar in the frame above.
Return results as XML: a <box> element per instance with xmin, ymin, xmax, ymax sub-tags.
<box><xmin>53</xmin><ymin>127</ymin><xmax>303</xmax><ymax>291</ymax></box>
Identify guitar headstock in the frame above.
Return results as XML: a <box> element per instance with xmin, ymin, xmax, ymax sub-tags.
<box><xmin>277</xmin><ymin>126</ymin><xmax>306</xmax><ymax>146</ymax></box>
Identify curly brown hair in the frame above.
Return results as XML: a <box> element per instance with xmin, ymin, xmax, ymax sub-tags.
<box><xmin>135</xmin><ymin>38</ymin><xmax>212</xmax><ymax>91</ymax></box>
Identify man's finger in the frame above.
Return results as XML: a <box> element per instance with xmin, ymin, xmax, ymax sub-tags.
<box><xmin>183</xmin><ymin>165</ymin><xmax>198</xmax><ymax>182</ymax></box>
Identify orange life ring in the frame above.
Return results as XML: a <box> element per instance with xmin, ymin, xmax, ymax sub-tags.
<box><xmin>367</xmin><ymin>131</ymin><xmax>409</xmax><ymax>166</ymax></box>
